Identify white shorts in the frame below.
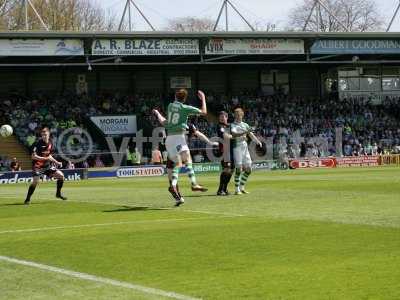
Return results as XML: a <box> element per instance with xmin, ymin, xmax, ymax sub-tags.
<box><xmin>166</xmin><ymin>134</ymin><xmax>189</xmax><ymax>162</ymax></box>
<box><xmin>233</xmin><ymin>143</ymin><xmax>252</xmax><ymax>168</ymax></box>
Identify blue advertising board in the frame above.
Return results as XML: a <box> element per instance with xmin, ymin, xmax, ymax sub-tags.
<box><xmin>0</xmin><ymin>169</ymin><xmax>86</xmax><ymax>185</ymax></box>
<box><xmin>311</xmin><ymin>39</ymin><xmax>400</xmax><ymax>54</ymax></box>
<box><xmin>87</xmin><ymin>165</ymin><xmax>165</xmax><ymax>179</ymax></box>
<box><xmin>88</xmin><ymin>169</ymin><xmax>117</xmax><ymax>179</ymax></box>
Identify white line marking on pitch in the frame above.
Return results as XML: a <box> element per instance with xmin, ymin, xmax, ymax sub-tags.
<box><xmin>0</xmin><ymin>255</ymin><xmax>200</xmax><ymax>300</ymax></box>
<box><xmin>0</xmin><ymin>216</ymin><xmax>224</xmax><ymax>235</ymax></box>
<box><xmin>0</xmin><ymin>198</ymin><xmax>245</xmax><ymax>218</ymax></box>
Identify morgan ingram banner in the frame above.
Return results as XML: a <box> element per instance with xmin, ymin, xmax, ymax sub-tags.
<box><xmin>90</xmin><ymin>115</ymin><xmax>137</xmax><ymax>136</ymax></box>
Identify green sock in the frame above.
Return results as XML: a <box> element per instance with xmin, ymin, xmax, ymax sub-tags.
<box><xmin>234</xmin><ymin>168</ymin><xmax>241</xmax><ymax>189</ymax></box>
<box><xmin>240</xmin><ymin>170</ymin><xmax>251</xmax><ymax>189</ymax></box>
<box><xmin>186</xmin><ymin>163</ymin><xmax>197</xmax><ymax>186</ymax></box>
<box><xmin>171</xmin><ymin>166</ymin><xmax>180</xmax><ymax>186</ymax></box>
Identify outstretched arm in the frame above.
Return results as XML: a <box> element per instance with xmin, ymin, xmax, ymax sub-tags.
<box><xmin>31</xmin><ymin>152</ymin><xmax>50</xmax><ymax>162</ymax></box>
<box><xmin>194</xmin><ymin>130</ymin><xmax>218</xmax><ymax>146</ymax></box>
<box><xmin>152</xmin><ymin>109</ymin><xmax>167</xmax><ymax>126</ymax></box>
<box><xmin>248</xmin><ymin>132</ymin><xmax>262</xmax><ymax>147</ymax></box>
<box><xmin>49</xmin><ymin>155</ymin><xmax>63</xmax><ymax>168</ymax></box>
<box><xmin>31</xmin><ymin>153</ymin><xmax>62</xmax><ymax>168</ymax></box>
<box><xmin>197</xmin><ymin>90</ymin><xmax>207</xmax><ymax>115</ymax></box>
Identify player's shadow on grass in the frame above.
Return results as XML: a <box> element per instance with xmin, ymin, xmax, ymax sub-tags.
<box><xmin>184</xmin><ymin>194</ymin><xmax>219</xmax><ymax>198</ymax></box>
<box><xmin>0</xmin><ymin>202</ymin><xmax>45</xmax><ymax>206</ymax></box>
<box><xmin>103</xmin><ymin>206</ymin><xmax>171</xmax><ymax>213</ymax></box>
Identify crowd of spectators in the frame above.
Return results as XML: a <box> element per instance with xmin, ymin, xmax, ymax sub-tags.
<box><xmin>0</xmin><ymin>92</ymin><xmax>165</xmax><ymax>167</ymax></box>
<box><xmin>0</xmin><ymin>156</ymin><xmax>22</xmax><ymax>172</ymax></box>
<box><xmin>1</xmin><ymin>90</ymin><xmax>400</xmax><ymax>169</ymax></box>
<box><xmin>203</xmin><ymin>90</ymin><xmax>400</xmax><ymax>158</ymax></box>
<box><xmin>2</xmin><ymin>92</ymin><xmax>163</xmax><ymax>145</ymax></box>
<box><xmin>0</xmin><ymin>155</ymin><xmax>11</xmax><ymax>171</ymax></box>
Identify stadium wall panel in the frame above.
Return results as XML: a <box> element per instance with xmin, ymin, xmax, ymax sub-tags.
<box><xmin>290</xmin><ymin>67</ymin><xmax>319</xmax><ymax>96</ymax></box>
<box><xmin>230</xmin><ymin>69</ymin><xmax>259</xmax><ymax>94</ymax></box>
<box><xmin>29</xmin><ymin>72</ymin><xmax>63</xmax><ymax>95</ymax></box>
<box><xmin>99</xmin><ymin>71</ymin><xmax>131</xmax><ymax>93</ymax></box>
<box><xmin>134</xmin><ymin>70</ymin><xmax>163</xmax><ymax>93</ymax></box>
<box><xmin>198</xmin><ymin>70</ymin><xmax>226</xmax><ymax>94</ymax></box>
<box><xmin>0</xmin><ymin>72</ymin><xmax>26</xmax><ymax>95</ymax></box>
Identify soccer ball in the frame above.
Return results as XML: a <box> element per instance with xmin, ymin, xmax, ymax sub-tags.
<box><xmin>0</xmin><ymin>124</ymin><xmax>13</xmax><ymax>137</ymax></box>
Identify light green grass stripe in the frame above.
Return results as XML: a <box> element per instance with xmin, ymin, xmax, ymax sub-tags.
<box><xmin>0</xmin><ymin>255</ymin><xmax>201</xmax><ymax>300</ymax></box>
<box><xmin>67</xmin><ymin>200</ymin><xmax>246</xmax><ymax>217</ymax></box>
<box><xmin>183</xmin><ymin>209</ymin><xmax>245</xmax><ymax>217</ymax></box>
<box><xmin>0</xmin><ymin>216</ymin><xmax>223</xmax><ymax>235</ymax></box>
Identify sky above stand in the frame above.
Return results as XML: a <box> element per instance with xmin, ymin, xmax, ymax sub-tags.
<box><xmin>98</xmin><ymin>0</ymin><xmax>400</xmax><ymax>31</ymax></box>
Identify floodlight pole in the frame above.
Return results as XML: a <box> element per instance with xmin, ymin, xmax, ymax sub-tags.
<box><xmin>318</xmin><ymin>3</ymin><xmax>324</xmax><ymax>31</ymax></box>
<box><xmin>213</xmin><ymin>0</ymin><xmax>255</xmax><ymax>31</ymax></box>
<box><xmin>225</xmin><ymin>0</ymin><xmax>228</xmax><ymax>31</ymax></box>
<box><xmin>23</xmin><ymin>0</ymin><xmax>49</xmax><ymax>31</ymax></box>
<box><xmin>303</xmin><ymin>0</ymin><xmax>318</xmax><ymax>31</ymax></box>
<box><xmin>118</xmin><ymin>0</ymin><xmax>155</xmax><ymax>31</ymax></box>
<box><xmin>118</xmin><ymin>0</ymin><xmax>130</xmax><ymax>31</ymax></box>
<box><xmin>27</xmin><ymin>0</ymin><xmax>49</xmax><ymax>30</ymax></box>
<box><xmin>387</xmin><ymin>0</ymin><xmax>400</xmax><ymax>32</ymax></box>
<box><xmin>128</xmin><ymin>0</ymin><xmax>132</xmax><ymax>31</ymax></box>
<box><xmin>317</xmin><ymin>0</ymin><xmax>348</xmax><ymax>31</ymax></box>
<box><xmin>303</xmin><ymin>0</ymin><xmax>348</xmax><ymax>32</ymax></box>
<box><xmin>25</xmin><ymin>0</ymin><xmax>28</xmax><ymax>30</ymax></box>
<box><xmin>213</xmin><ymin>0</ymin><xmax>226</xmax><ymax>31</ymax></box>
<box><xmin>227</xmin><ymin>0</ymin><xmax>255</xmax><ymax>31</ymax></box>
<box><xmin>0</xmin><ymin>1</ymin><xmax>7</xmax><ymax>12</ymax></box>
<box><xmin>129</xmin><ymin>0</ymin><xmax>155</xmax><ymax>31</ymax></box>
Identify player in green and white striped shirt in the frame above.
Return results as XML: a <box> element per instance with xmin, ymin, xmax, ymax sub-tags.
<box><xmin>153</xmin><ymin>89</ymin><xmax>208</xmax><ymax>206</ymax></box>
<box><xmin>231</xmin><ymin>108</ymin><xmax>262</xmax><ymax>195</ymax></box>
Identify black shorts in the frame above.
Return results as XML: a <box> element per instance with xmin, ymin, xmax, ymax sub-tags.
<box><xmin>166</xmin><ymin>159</ymin><xmax>175</xmax><ymax>170</ymax></box>
<box><xmin>32</xmin><ymin>166</ymin><xmax>58</xmax><ymax>178</ymax></box>
<box><xmin>221</xmin><ymin>160</ymin><xmax>235</xmax><ymax>170</ymax></box>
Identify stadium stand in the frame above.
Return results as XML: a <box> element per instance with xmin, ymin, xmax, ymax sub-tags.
<box><xmin>1</xmin><ymin>93</ymin><xmax>168</xmax><ymax>168</ymax></box>
<box><xmin>1</xmin><ymin>32</ymin><xmax>400</xmax><ymax>169</ymax></box>
<box><xmin>3</xmin><ymin>89</ymin><xmax>400</xmax><ymax>170</ymax></box>
<box><xmin>0</xmin><ymin>136</ymin><xmax>30</xmax><ymax>170</ymax></box>
<box><xmin>208</xmin><ymin>92</ymin><xmax>400</xmax><ymax>157</ymax></box>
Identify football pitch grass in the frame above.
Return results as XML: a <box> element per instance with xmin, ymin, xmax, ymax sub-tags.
<box><xmin>0</xmin><ymin>167</ymin><xmax>400</xmax><ymax>299</ymax></box>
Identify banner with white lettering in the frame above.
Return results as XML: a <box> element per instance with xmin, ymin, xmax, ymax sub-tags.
<box><xmin>289</xmin><ymin>158</ymin><xmax>337</xmax><ymax>169</ymax></box>
<box><xmin>0</xmin><ymin>39</ymin><xmax>84</xmax><ymax>56</ymax></box>
<box><xmin>117</xmin><ymin>166</ymin><xmax>165</xmax><ymax>177</ymax></box>
<box><xmin>92</xmin><ymin>39</ymin><xmax>199</xmax><ymax>56</ymax></box>
<box><xmin>336</xmin><ymin>156</ymin><xmax>380</xmax><ymax>167</ymax></box>
<box><xmin>90</xmin><ymin>115</ymin><xmax>137</xmax><ymax>136</ymax></box>
<box><xmin>0</xmin><ymin>169</ymin><xmax>85</xmax><ymax>185</ymax></box>
<box><xmin>311</xmin><ymin>39</ymin><xmax>400</xmax><ymax>54</ymax></box>
<box><xmin>205</xmin><ymin>39</ymin><xmax>304</xmax><ymax>55</ymax></box>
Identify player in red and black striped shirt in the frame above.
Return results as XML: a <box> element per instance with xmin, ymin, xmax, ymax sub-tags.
<box><xmin>24</xmin><ymin>127</ymin><xmax>67</xmax><ymax>205</ymax></box>
<box><xmin>217</xmin><ymin>111</ymin><xmax>235</xmax><ymax>195</ymax></box>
